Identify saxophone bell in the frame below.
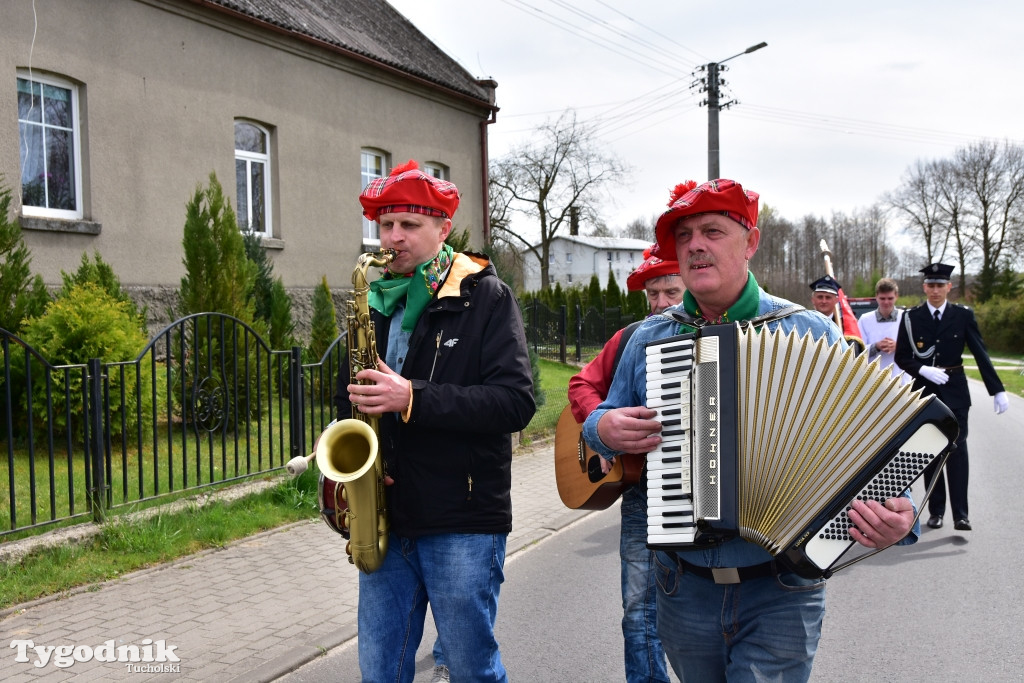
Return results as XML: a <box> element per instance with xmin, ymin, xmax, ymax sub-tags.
<box><xmin>311</xmin><ymin>249</ymin><xmax>394</xmax><ymax>574</ymax></box>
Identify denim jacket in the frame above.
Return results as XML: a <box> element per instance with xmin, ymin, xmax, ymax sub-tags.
<box><xmin>582</xmin><ymin>284</ymin><xmax>920</xmax><ymax>568</ymax></box>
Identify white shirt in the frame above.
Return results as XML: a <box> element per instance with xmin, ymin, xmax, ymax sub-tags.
<box><xmin>858</xmin><ymin>308</ymin><xmax>911</xmax><ymax>385</ymax></box>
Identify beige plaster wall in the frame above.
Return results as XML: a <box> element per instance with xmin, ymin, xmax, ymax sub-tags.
<box><xmin>0</xmin><ymin>0</ymin><xmax>491</xmax><ymax>295</ymax></box>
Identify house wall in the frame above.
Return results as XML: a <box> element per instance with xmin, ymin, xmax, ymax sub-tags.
<box><xmin>523</xmin><ymin>237</ymin><xmax>646</xmax><ymax>292</ymax></box>
<box><xmin>0</xmin><ymin>0</ymin><xmax>491</xmax><ymax>331</ymax></box>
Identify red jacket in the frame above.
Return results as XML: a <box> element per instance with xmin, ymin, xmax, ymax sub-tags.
<box><xmin>568</xmin><ymin>327</ymin><xmax>626</xmax><ymax>423</ymax></box>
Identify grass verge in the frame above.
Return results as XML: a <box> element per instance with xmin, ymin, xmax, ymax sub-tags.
<box><xmin>0</xmin><ymin>467</ymin><xmax>320</xmax><ymax>610</ymax></box>
<box><xmin>964</xmin><ymin>351</ymin><xmax>1023</xmax><ymax>398</ymax></box>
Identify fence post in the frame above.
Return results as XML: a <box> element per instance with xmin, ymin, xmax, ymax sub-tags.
<box><xmin>87</xmin><ymin>358</ymin><xmax>107</xmax><ymax>523</ymax></box>
<box><xmin>575</xmin><ymin>303</ymin><xmax>582</xmax><ymax>363</ymax></box>
<box><xmin>289</xmin><ymin>346</ymin><xmax>305</xmax><ymax>458</ymax></box>
<box><xmin>559</xmin><ymin>305</ymin><xmax>567</xmax><ymax>363</ymax></box>
<box><xmin>531</xmin><ymin>298</ymin><xmax>538</xmax><ymax>353</ymax></box>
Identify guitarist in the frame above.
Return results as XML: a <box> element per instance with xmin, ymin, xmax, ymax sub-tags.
<box><xmin>568</xmin><ymin>245</ymin><xmax>683</xmax><ymax>683</ymax></box>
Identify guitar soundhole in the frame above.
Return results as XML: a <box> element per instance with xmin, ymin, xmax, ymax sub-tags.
<box><xmin>587</xmin><ymin>455</ymin><xmax>608</xmax><ymax>483</ymax></box>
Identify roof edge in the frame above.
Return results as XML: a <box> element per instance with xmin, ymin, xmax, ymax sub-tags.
<box><xmin>185</xmin><ymin>0</ymin><xmax>498</xmax><ymax>113</ymax></box>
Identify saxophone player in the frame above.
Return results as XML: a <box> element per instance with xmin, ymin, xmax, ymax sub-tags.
<box><xmin>334</xmin><ymin>160</ymin><xmax>535</xmax><ymax>683</ymax></box>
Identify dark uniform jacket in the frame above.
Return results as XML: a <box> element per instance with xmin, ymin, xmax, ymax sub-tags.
<box><xmin>894</xmin><ymin>302</ymin><xmax>1004</xmax><ymax>411</ymax></box>
<box><xmin>334</xmin><ymin>252</ymin><xmax>535</xmax><ymax>538</ymax></box>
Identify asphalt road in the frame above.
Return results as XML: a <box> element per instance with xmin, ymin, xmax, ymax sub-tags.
<box><xmin>281</xmin><ymin>380</ymin><xmax>1023</xmax><ymax>682</ymax></box>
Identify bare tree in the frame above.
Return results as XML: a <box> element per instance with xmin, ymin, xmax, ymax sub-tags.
<box><xmin>955</xmin><ymin>140</ymin><xmax>1024</xmax><ymax>300</ymax></box>
<box><xmin>886</xmin><ymin>159</ymin><xmax>951</xmax><ymax>263</ymax></box>
<box><xmin>932</xmin><ymin>158</ymin><xmax>974</xmax><ymax>295</ymax></box>
<box><xmin>620</xmin><ymin>215</ymin><xmax>656</xmax><ymax>242</ymax></box>
<box><xmin>489</xmin><ymin>110</ymin><xmax>628</xmax><ymax>290</ymax></box>
<box><xmin>886</xmin><ymin>141</ymin><xmax>1024</xmax><ymax>301</ymax></box>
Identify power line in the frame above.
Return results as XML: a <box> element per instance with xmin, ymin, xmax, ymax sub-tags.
<box><xmin>731</xmin><ymin>104</ymin><xmax>1024</xmax><ymax>147</ymax></box>
<box><xmin>498</xmin><ymin>0</ymin><xmax>700</xmax><ymax>77</ymax></box>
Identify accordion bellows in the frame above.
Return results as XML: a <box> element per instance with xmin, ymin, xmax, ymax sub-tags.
<box><xmin>644</xmin><ymin>324</ymin><xmax>959</xmax><ymax>578</ymax></box>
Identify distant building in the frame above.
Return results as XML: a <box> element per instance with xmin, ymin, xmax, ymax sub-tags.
<box><xmin>1</xmin><ymin>0</ymin><xmax>497</xmax><ymax>330</ymax></box>
<box><xmin>522</xmin><ymin>235</ymin><xmax>651</xmax><ymax>292</ymax></box>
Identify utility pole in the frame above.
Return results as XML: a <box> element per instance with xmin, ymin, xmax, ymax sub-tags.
<box><xmin>696</xmin><ymin>42</ymin><xmax>767</xmax><ymax>180</ymax></box>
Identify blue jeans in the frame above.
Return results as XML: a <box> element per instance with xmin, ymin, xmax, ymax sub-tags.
<box><xmin>620</xmin><ymin>485</ymin><xmax>670</xmax><ymax>683</ymax></box>
<box><xmin>652</xmin><ymin>551</ymin><xmax>826</xmax><ymax>683</ymax></box>
<box><xmin>358</xmin><ymin>532</ymin><xmax>508</xmax><ymax>683</ymax></box>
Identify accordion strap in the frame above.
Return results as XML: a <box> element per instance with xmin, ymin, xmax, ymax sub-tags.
<box><xmin>659</xmin><ymin>304</ymin><xmax>805</xmax><ymax>330</ymax></box>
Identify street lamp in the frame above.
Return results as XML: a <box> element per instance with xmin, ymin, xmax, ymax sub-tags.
<box><xmin>700</xmin><ymin>41</ymin><xmax>767</xmax><ymax>180</ymax></box>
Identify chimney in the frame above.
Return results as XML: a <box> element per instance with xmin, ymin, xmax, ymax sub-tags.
<box><xmin>570</xmin><ymin>205</ymin><xmax>579</xmax><ymax>236</ymax></box>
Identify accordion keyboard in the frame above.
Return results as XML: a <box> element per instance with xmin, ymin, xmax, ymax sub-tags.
<box><xmin>801</xmin><ymin>421</ymin><xmax>951</xmax><ymax>570</ymax></box>
<box><xmin>645</xmin><ymin>337</ymin><xmax>697</xmax><ymax>545</ymax></box>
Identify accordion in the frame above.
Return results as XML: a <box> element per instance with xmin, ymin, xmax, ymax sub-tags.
<box><xmin>644</xmin><ymin>323</ymin><xmax>958</xmax><ymax>579</ymax></box>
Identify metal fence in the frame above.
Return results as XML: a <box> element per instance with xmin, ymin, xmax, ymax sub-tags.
<box><xmin>2</xmin><ymin>304</ymin><xmax>632</xmax><ymax>539</ymax></box>
<box><xmin>521</xmin><ymin>300</ymin><xmax>639</xmax><ymax>364</ymax></box>
<box><xmin>1</xmin><ymin>313</ymin><xmax>346</xmax><ymax>539</ymax></box>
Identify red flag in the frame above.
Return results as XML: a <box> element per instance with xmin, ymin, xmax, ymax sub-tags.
<box><xmin>836</xmin><ymin>287</ymin><xmax>863</xmax><ymax>341</ymax></box>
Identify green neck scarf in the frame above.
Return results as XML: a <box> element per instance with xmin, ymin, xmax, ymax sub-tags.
<box><xmin>678</xmin><ymin>272</ymin><xmax>761</xmax><ymax>333</ymax></box>
<box><xmin>368</xmin><ymin>244</ymin><xmax>454</xmax><ymax>333</ymax></box>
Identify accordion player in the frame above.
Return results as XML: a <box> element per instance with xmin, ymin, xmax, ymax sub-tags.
<box><xmin>641</xmin><ymin>323</ymin><xmax>959</xmax><ymax>579</ymax></box>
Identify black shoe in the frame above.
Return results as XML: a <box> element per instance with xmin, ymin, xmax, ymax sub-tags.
<box><xmin>927</xmin><ymin>515</ymin><xmax>943</xmax><ymax>529</ymax></box>
<box><xmin>954</xmin><ymin>518</ymin><xmax>972</xmax><ymax>531</ymax></box>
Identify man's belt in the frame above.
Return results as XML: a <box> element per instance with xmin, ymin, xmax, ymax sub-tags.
<box><xmin>939</xmin><ymin>365</ymin><xmax>964</xmax><ymax>374</ymax></box>
<box><xmin>672</xmin><ymin>555</ymin><xmax>776</xmax><ymax>584</ymax></box>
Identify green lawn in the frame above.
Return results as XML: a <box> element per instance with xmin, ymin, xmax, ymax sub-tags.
<box><xmin>965</xmin><ymin>351</ymin><xmax>1024</xmax><ymax>398</ymax></box>
<box><xmin>523</xmin><ymin>359</ymin><xmax>577</xmax><ymax>443</ymax></box>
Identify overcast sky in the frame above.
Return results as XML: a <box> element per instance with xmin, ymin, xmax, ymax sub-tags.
<box><xmin>386</xmin><ymin>0</ymin><xmax>1022</xmax><ymax>240</ymax></box>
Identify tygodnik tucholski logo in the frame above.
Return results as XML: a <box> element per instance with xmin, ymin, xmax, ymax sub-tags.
<box><xmin>10</xmin><ymin>638</ymin><xmax>181</xmax><ymax>672</ymax></box>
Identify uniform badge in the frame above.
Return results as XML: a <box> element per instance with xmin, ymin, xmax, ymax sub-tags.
<box><xmin>916</xmin><ymin>341</ymin><xmax>924</xmax><ymax>348</ymax></box>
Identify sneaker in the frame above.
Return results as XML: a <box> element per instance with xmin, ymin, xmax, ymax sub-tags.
<box><xmin>430</xmin><ymin>664</ymin><xmax>450</xmax><ymax>683</ymax></box>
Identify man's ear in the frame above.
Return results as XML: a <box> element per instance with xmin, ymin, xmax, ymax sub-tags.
<box><xmin>745</xmin><ymin>226</ymin><xmax>761</xmax><ymax>260</ymax></box>
<box><xmin>439</xmin><ymin>218</ymin><xmax>453</xmax><ymax>243</ymax></box>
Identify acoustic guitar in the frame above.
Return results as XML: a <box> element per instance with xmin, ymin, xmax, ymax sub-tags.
<box><xmin>554</xmin><ymin>405</ymin><xmax>643</xmax><ymax>510</ymax></box>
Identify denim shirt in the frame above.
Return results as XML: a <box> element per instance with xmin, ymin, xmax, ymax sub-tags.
<box><xmin>582</xmin><ymin>285</ymin><xmax>920</xmax><ymax>568</ymax></box>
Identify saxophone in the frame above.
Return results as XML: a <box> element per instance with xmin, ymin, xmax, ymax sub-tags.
<box><xmin>315</xmin><ymin>249</ymin><xmax>394</xmax><ymax>574</ymax></box>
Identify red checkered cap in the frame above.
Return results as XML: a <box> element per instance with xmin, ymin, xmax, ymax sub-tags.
<box><xmin>625</xmin><ymin>247</ymin><xmax>680</xmax><ymax>292</ymax></box>
<box><xmin>652</xmin><ymin>179</ymin><xmax>759</xmax><ymax>258</ymax></box>
<box><xmin>359</xmin><ymin>160</ymin><xmax>460</xmax><ymax>221</ymax></box>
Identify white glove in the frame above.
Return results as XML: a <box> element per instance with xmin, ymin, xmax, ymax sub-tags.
<box><xmin>918</xmin><ymin>366</ymin><xmax>949</xmax><ymax>385</ymax></box>
<box><xmin>994</xmin><ymin>392</ymin><xmax>1009</xmax><ymax>415</ymax></box>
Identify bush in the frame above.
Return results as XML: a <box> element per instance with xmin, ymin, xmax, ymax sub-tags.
<box><xmin>308</xmin><ymin>275</ymin><xmax>339</xmax><ymax>363</ymax></box>
<box><xmin>173</xmin><ymin>173</ymin><xmax>270</xmax><ymax>428</ymax></box>
<box><xmin>529</xmin><ymin>347</ymin><xmax>545</xmax><ymax>408</ymax></box>
<box><xmin>974</xmin><ymin>295</ymin><xmax>1024</xmax><ymax>354</ymax></box>
<box><xmin>61</xmin><ymin>251</ymin><xmax>146</xmax><ymax>333</ymax></box>
<box><xmin>16</xmin><ymin>283</ymin><xmax>163</xmax><ymax>441</ymax></box>
<box><xmin>178</xmin><ymin>173</ymin><xmax>257</xmax><ymax>322</ymax></box>
<box><xmin>0</xmin><ymin>178</ymin><xmax>50</xmax><ymax>332</ymax></box>
<box><xmin>243</xmin><ymin>229</ymin><xmax>295</xmax><ymax>349</ymax></box>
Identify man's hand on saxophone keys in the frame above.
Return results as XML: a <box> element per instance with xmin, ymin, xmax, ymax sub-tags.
<box><xmin>349</xmin><ymin>359</ymin><xmax>413</xmax><ymax>416</ymax></box>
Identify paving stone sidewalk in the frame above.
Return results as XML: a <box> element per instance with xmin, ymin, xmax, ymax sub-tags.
<box><xmin>1</xmin><ymin>441</ymin><xmax>586</xmax><ymax>682</ymax></box>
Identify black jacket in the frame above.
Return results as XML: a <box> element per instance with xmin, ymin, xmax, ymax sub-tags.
<box><xmin>334</xmin><ymin>252</ymin><xmax>535</xmax><ymax>537</ymax></box>
<box><xmin>894</xmin><ymin>302</ymin><xmax>1004</xmax><ymax>411</ymax></box>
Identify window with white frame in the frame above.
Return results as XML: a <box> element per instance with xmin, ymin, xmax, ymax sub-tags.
<box><xmin>361</xmin><ymin>149</ymin><xmax>388</xmax><ymax>242</ymax></box>
<box><xmin>17</xmin><ymin>71</ymin><xmax>83</xmax><ymax>219</ymax></box>
<box><xmin>235</xmin><ymin>121</ymin><xmax>272</xmax><ymax>236</ymax></box>
<box><xmin>566</xmin><ymin>252</ymin><xmax>572</xmax><ymax>264</ymax></box>
<box><xmin>422</xmin><ymin>162</ymin><xmax>449</xmax><ymax>180</ymax></box>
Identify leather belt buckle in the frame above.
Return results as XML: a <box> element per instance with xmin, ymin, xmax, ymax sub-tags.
<box><xmin>711</xmin><ymin>567</ymin><xmax>741</xmax><ymax>584</ymax></box>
